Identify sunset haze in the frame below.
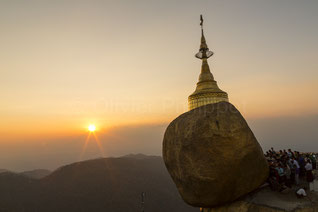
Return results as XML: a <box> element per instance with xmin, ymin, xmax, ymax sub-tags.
<box><xmin>1</xmin><ymin>0</ymin><xmax>317</xmax><ymax>171</ymax></box>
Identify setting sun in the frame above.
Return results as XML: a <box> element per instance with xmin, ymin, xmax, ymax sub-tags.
<box><xmin>88</xmin><ymin>124</ymin><xmax>96</xmax><ymax>132</ymax></box>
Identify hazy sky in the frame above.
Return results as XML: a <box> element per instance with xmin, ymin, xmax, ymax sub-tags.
<box><xmin>0</xmin><ymin>0</ymin><xmax>317</xmax><ymax>171</ymax></box>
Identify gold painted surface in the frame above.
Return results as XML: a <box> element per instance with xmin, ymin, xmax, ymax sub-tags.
<box><xmin>188</xmin><ymin>16</ymin><xmax>229</xmax><ymax>110</ymax></box>
<box><xmin>188</xmin><ymin>59</ymin><xmax>228</xmax><ymax>110</ymax></box>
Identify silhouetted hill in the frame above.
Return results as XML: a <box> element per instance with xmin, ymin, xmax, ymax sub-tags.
<box><xmin>0</xmin><ymin>169</ymin><xmax>10</xmax><ymax>173</ymax></box>
<box><xmin>123</xmin><ymin>153</ymin><xmax>152</xmax><ymax>159</ymax></box>
<box><xmin>20</xmin><ymin>169</ymin><xmax>51</xmax><ymax>179</ymax></box>
<box><xmin>0</xmin><ymin>155</ymin><xmax>197</xmax><ymax>212</ymax></box>
<box><xmin>0</xmin><ymin>172</ymin><xmax>39</xmax><ymax>211</ymax></box>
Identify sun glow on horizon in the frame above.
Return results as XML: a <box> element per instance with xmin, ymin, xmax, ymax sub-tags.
<box><xmin>88</xmin><ymin>124</ymin><xmax>96</xmax><ymax>132</ymax></box>
<box><xmin>80</xmin><ymin>124</ymin><xmax>105</xmax><ymax>160</ymax></box>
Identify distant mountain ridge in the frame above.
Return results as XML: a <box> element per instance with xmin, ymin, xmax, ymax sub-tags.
<box><xmin>20</xmin><ymin>169</ymin><xmax>51</xmax><ymax>179</ymax></box>
<box><xmin>0</xmin><ymin>169</ymin><xmax>10</xmax><ymax>173</ymax></box>
<box><xmin>0</xmin><ymin>168</ymin><xmax>51</xmax><ymax>179</ymax></box>
<box><xmin>0</xmin><ymin>155</ymin><xmax>196</xmax><ymax>212</ymax></box>
<box><xmin>123</xmin><ymin>153</ymin><xmax>157</xmax><ymax>159</ymax></box>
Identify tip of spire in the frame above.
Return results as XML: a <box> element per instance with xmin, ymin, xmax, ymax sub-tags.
<box><xmin>200</xmin><ymin>15</ymin><xmax>203</xmax><ymax>28</ymax></box>
<box><xmin>195</xmin><ymin>15</ymin><xmax>213</xmax><ymax>59</ymax></box>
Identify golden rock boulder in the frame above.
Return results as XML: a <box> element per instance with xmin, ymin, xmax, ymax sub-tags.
<box><xmin>162</xmin><ymin>102</ymin><xmax>269</xmax><ymax>207</ymax></box>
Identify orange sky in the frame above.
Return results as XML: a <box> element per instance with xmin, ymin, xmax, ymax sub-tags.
<box><xmin>0</xmin><ymin>0</ymin><xmax>318</xmax><ymax>170</ymax></box>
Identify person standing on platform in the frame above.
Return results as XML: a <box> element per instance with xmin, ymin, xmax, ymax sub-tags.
<box><xmin>293</xmin><ymin>158</ymin><xmax>300</xmax><ymax>185</ymax></box>
<box><xmin>305</xmin><ymin>160</ymin><xmax>314</xmax><ymax>191</ymax></box>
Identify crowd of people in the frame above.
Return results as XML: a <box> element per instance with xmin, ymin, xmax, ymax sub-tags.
<box><xmin>265</xmin><ymin>148</ymin><xmax>316</xmax><ymax>193</ymax></box>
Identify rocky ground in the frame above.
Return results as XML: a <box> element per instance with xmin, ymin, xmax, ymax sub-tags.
<box><xmin>246</xmin><ymin>184</ymin><xmax>318</xmax><ymax>211</ymax></box>
<box><xmin>203</xmin><ymin>171</ymin><xmax>318</xmax><ymax>212</ymax></box>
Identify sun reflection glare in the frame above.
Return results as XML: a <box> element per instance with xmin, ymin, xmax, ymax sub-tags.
<box><xmin>88</xmin><ymin>124</ymin><xmax>96</xmax><ymax>132</ymax></box>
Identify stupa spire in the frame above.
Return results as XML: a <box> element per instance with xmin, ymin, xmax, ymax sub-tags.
<box><xmin>196</xmin><ymin>15</ymin><xmax>213</xmax><ymax>60</ymax></box>
<box><xmin>188</xmin><ymin>15</ymin><xmax>229</xmax><ymax>110</ymax></box>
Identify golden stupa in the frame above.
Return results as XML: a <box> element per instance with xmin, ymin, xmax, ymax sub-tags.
<box><xmin>188</xmin><ymin>16</ymin><xmax>229</xmax><ymax>110</ymax></box>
